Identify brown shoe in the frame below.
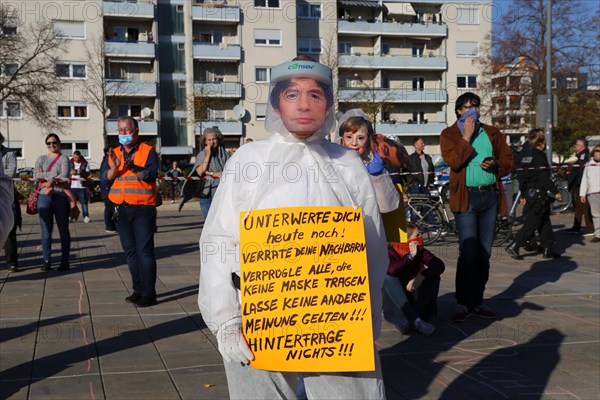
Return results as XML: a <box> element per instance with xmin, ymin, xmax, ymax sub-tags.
<box><xmin>453</xmin><ymin>304</ymin><xmax>470</xmax><ymax>322</ymax></box>
<box><xmin>591</xmin><ymin>237</ymin><xmax>600</xmax><ymax>243</ymax></box>
<box><xmin>472</xmin><ymin>305</ymin><xmax>496</xmax><ymax>319</ymax></box>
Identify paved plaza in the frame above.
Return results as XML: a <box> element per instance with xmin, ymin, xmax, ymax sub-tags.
<box><xmin>1</xmin><ymin>201</ymin><xmax>599</xmax><ymax>399</ymax></box>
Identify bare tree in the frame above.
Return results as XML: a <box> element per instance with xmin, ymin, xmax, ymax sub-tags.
<box><xmin>477</xmin><ymin>0</ymin><xmax>599</xmax><ymax>120</ymax></box>
<box><xmin>0</xmin><ymin>5</ymin><xmax>66</xmax><ymax>131</ymax></box>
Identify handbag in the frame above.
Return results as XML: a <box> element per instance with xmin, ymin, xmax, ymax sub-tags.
<box><xmin>26</xmin><ymin>188</ymin><xmax>41</xmax><ymax>215</ymax></box>
<box><xmin>26</xmin><ymin>155</ymin><xmax>63</xmax><ymax>215</ymax></box>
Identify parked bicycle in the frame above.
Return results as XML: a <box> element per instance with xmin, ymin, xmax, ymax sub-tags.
<box><xmin>405</xmin><ymin>189</ymin><xmax>514</xmax><ymax>246</ymax></box>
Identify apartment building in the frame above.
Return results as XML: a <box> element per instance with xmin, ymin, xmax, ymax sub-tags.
<box><xmin>2</xmin><ymin>0</ymin><xmax>490</xmax><ymax>168</ymax></box>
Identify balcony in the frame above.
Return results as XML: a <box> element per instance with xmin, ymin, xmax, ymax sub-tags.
<box><xmin>338</xmin><ymin>20</ymin><xmax>447</xmax><ymax>37</ymax></box>
<box><xmin>105</xmin><ymin>40</ymin><xmax>155</xmax><ymax>58</ymax></box>
<box><xmin>339</xmin><ymin>54</ymin><xmax>446</xmax><ymax>70</ymax></box>
<box><xmin>106</xmin><ymin>119</ymin><xmax>158</xmax><ymax>136</ymax></box>
<box><xmin>103</xmin><ymin>1</ymin><xmax>155</xmax><ymax>19</ymax></box>
<box><xmin>105</xmin><ymin>80</ymin><xmax>157</xmax><ymax>97</ymax></box>
<box><xmin>197</xmin><ymin>120</ymin><xmax>243</xmax><ymax>136</ymax></box>
<box><xmin>194</xmin><ymin>82</ymin><xmax>242</xmax><ymax>98</ymax></box>
<box><xmin>338</xmin><ymin>88</ymin><xmax>447</xmax><ymax>103</ymax></box>
<box><xmin>376</xmin><ymin>122</ymin><xmax>447</xmax><ymax>136</ymax></box>
<box><xmin>192</xmin><ymin>4</ymin><xmax>240</xmax><ymax>23</ymax></box>
<box><xmin>192</xmin><ymin>43</ymin><xmax>241</xmax><ymax>61</ymax></box>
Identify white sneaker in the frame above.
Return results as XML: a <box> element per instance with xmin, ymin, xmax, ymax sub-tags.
<box><xmin>583</xmin><ymin>232</ymin><xmax>594</xmax><ymax>237</ymax></box>
<box><xmin>83</xmin><ymin>216</ymin><xmax>90</xmax><ymax>223</ymax></box>
<box><xmin>170</xmin><ymin>200</ymin><xmax>175</xmax><ymax>204</ymax></box>
<box><xmin>414</xmin><ymin>318</ymin><xmax>436</xmax><ymax>336</ymax></box>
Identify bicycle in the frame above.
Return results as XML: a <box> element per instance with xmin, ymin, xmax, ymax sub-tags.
<box><xmin>550</xmin><ymin>172</ymin><xmax>571</xmax><ymax>214</ymax></box>
<box><xmin>406</xmin><ymin>189</ymin><xmax>515</xmax><ymax>247</ymax></box>
<box><xmin>404</xmin><ymin>189</ymin><xmax>453</xmax><ymax>245</ymax></box>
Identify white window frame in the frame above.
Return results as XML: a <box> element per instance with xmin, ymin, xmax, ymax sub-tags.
<box><xmin>56</xmin><ymin>62</ymin><xmax>87</xmax><ymax>79</ymax></box>
<box><xmin>117</xmin><ymin>104</ymin><xmax>142</xmax><ymax>118</ymax></box>
<box><xmin>254</xmin><ymin>0</ymin><xmax>280</xmax><ymax>9</ymax></box>
<box><xmin>457</xmin><ymin>75</ymin><xmax>478</xmax><ymax>89</ymax></box>
<box><xmin>298</xmin><ymin>3</ymin><xmax>321</xmax><ymax>19</ymax></box>
<box><xmin>566</xmin><ymin>77</ymin><xmax>578</xmax><ymax>90</ymax></box>
<box><xmin>338</xmin><ymin>41</ymin><xmax>352</xmax><ymax>55</ymax></box>
<box><xmin>255</xmin><ymin>67</ymin><xmax>272</xmax><ymax>83</ymax></box>
<box><xmin>254</xmin><ymin>29</ymin><xmax>281</xmax><ymax>47</ymax></box>
<box><xmin>298</xmin><ymin>38</ymin><xmax>321</xmax><ymax>54</ymax></box>
<box><xmin>456</xmin><ymin>41</ymin><xmax>479</xmax><ymax>58</ymax></box>
<box><xmin>60</xmin><ymin>142</ymin><xmax>89</xmax><ymax>158</ymax></box>
<box><xmin>1</xmin><ymin>101</ymin><xmax>22</xmax><ymax>119</ymax></box>
<box><xmin>456</xmin><ymin>7</ymin><xmax>479</xmax><ymax>25</ymax></box>
<box><xmin>57</xmin><ymin>103</ymin><xmax>89</xmax><ymax>119</ymax></box>
<box><xmin>6</xmin><ymin>140</ymin><xmax>24</xmax><ymax>159</ymax></box>
<box><xmin>255</xmin><ymin>103</ymin><xmax>267</xmax><ymax>121</ymax></box>
<box><xmin>53</xmin><ymin>20</ymin><xmax>85</xmax><ymax>39</ymax></box>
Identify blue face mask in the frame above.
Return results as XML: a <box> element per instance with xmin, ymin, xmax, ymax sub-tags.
<box><xmin>119</xmin><ymin>134</ymin><xmax>134</xmax><ymax>145</ymax></box>
<box><xmin>457</xmin><ymin>107</ymin><xmax>480</xmax><ymax>134</ymax></box>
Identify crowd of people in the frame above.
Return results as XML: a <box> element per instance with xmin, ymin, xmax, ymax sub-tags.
<box><xmin>0</xmin><ymin>56</ymin><xmax>598</xmax><ymax>399</ymax></box>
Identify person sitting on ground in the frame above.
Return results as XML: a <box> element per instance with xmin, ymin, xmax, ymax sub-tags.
<box><xmin>383</xmin><ymin>223</ymin><xmax>445</xmax><ymax>336</ymax></box>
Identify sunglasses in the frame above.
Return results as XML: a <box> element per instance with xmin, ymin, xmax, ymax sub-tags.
<box><xmin>46</xmin><ymin>141</ymin><xmax>59</xmax><ymax>145</ymax></box>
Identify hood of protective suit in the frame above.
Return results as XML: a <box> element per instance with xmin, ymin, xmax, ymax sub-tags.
<box><xmin>265</xmin><ymin>60</ymin><xmax>335</xmax><ymax>143</ymax></box>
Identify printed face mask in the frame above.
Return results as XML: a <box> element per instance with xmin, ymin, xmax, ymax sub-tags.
<box><xmin>119</xmin><ymin>134</ymin><xmax>134</xmax><ymax>145</ymax></box>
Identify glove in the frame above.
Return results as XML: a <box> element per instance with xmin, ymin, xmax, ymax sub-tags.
<box><xmin>366</xmin><ymin>152</ymin><xmax>385</xmax><ymax>176</ymax></box>
<box><xmin>216</xmin><ymin>318</ymin><xmax>254</xmax><ymax>364</ymax></box>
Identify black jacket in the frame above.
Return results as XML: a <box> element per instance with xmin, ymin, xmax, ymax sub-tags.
<box><xmin>408</xmin><ymin>151</ymin><xmax>434</xmax><ymax>186</ymax></box>
<box><xmin>517</xmin><ymin>146</ymin><xmax>557</xmax><ymax>195</ymax></box>
<box><xmin>567</xmin><ymin>149</ymin><xmax>589</xmax><ymax>190</ymax></box>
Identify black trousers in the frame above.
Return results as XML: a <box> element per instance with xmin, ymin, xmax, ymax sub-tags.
<box><xmin>515</xmin><ymin>202</ymin><xmax>554</xmax><ymax>249</ymax></box>
<box><xmin>3</xmin><ymin>223</ymin><xmax>18</xmax><ymax>267</ymax></box>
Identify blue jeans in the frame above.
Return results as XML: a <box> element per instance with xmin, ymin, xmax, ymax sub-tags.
<box><xmin>104</xmin><ymin>200</ymin><xmax>116</xmax><ymax>231</ymax></box>
<box><xmin>115</xmin><ymin>205</ymin><xmax>157</xmax><ymax>297</ymax></box>
<box><xmin>71</xmin><ymin>188</ymin><xmax>89</xmax><ymax>217</ymax></box>
<box><xmin>383</xmin><ymin>275</ymin><xmax>440</xmax><ymax>324</ymax></box>
<box><xmin>454</xmin><ymin>190</ymin><xmax>498</xmax><ymax>310</ymax></box>
<box><xmin>38</xmin><ymin>193</ymin><xmax>71</xmax><ymax>264</ymax></box>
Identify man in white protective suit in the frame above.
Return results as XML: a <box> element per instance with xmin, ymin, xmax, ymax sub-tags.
<box><xmin>198</xmin><ymin>57</ymin><xmax>391</xmax><ymax>399</ymax></box>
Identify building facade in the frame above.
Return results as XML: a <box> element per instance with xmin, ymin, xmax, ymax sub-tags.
<box><xmin>2</xmin><ymin>0</ymin><xmax>491</xmax><ymax>169</ymax></box>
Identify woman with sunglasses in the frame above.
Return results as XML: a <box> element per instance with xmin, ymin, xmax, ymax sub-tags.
<box><xmin>34</xmin><ymin>133</ymin><xmax>74</xmax><ymax>271</ymax></box>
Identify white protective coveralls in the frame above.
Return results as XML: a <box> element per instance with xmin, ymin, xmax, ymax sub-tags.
<box><xmin>198</xmin><ymin>60</ymin><xmax>389</xmax><ymax>399</ymax></box>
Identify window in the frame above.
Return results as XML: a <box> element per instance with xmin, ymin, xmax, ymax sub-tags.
<box><xmin>117</xmin><ymin>104</ymin><xmax>142</xmax><ymax>118</ymax></box>
<box><xmin>200</xmin><ymin>31</ymin><xmax>223</xmax><ymax>44</ymax></box>
<box><xmin>180</xmin><ymin>117</ymin><xmax>187</xmax><ymax>126</ymax></box>
<box><xmin>57</xmin><ymin>103</ymin><xmax>88</xmax><ymax>119</ymax></box>
<box><xmin>412</xmin><ymin>111</ymin><xmax>425</xmax><ymax>123</ymax></box>
<box><xmin>109</xmin><ymin>63</ymin><xmax>141</xmax><ymax>80</ymax></box>
<box><xmin>1</xmin><ymin>102</ymin><xmax>21</xmax><ymax>118</ymax></box>
<box><xmin>177</xmin><ymin>43</ymin><xmax>185</xmax><ymax>51</ymax></box>
<box><xmin>456</xmin><ymin>7</ymin><xmax>479</xmax><ymax>25</ymax></box>
<box><xmin>255</xmin><ymin>67</ymin><xmax>271</xmax><ymax>83</ymax></box>
<box><xmin>566</xmin><ymin>77</ymin><xmax>578</xmax><ymax>90</ymax></box>
<box><xmin>338</xmin><ymin>41</ymin><xmax>352</xmax><ymax>54</ymax></box>
<box><xmin>457</xmin><ymin>75</ymin><xmax>477</xmax><ymax>89</ymax></box>
<box><xmin>176</xmin><ymin>5</ymin><xmax>184</xmax><ymax>12</ymax></box>
<box><xmin>255</xmin><ymin>0</ymin><xmax>279</xmax><ymax>8</ymax></box>
<box><xmin>298</xmin><ymin>3</ymin><xmax>321</xmax><ymax>19</ymax></box>
<box><xmin>53</xmin><ymin>21</ymin><xmax>85</xmax><ymax>39</ymax></box>
<box><xmin>298</xmin><ymin>38</ymin><xmax>321</xmax><ymax>54</ymax></box>
<box><xmin>255</xmin><ymin>104</ymin><xmax>267</xmax><ymax>121</ymax></box>
<box><xmin>60</xmin><ymin>142</ymin><xmax>89</xmax><ymax>158</ymax></box>
<box><xmin>456</xmin><ymin>41</ymin><xmax>478</xmax><ymax>57</ymax></box>
<box><xmin>412</xmin><ymin>44</ymin><xmax>425</xmax><ymax>57</ymax></box>
<box><xmin>1</xmin><ymin>63</ymin><xmax>19</xmax><ymax>76</ymax></box>
<box><xmin>412</xmin><ymin>77</ymin><xmax>424</xmax><ymax>90</ymax></box>
<box><xmin>56</xmin><ymin>63</ymin><xmax>87</xmax><ymax>79</ymax></box>
<box><xmin>381</xmin><ymin>43</ymin><xmax>389</xmax><ymax>55</ymax></box>
<box><xmin>254</xmin><ymin>29</ymin><xmax>281</xmax><ymax>46</ymax></box>
<box><xmin>551</xmin><ymin>78</ymin><xmax>557</xmax><ymax>89</ymax></box>
<box><xmin>1</xmin><ymin>17</ymin><xmax>17</xmax><ymax>35</ymax></box>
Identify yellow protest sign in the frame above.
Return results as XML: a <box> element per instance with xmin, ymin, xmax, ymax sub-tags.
<box><xmin>239</xmin><ymin>206</ymin><xmax>374</xmax><ymax>372</ymax></box>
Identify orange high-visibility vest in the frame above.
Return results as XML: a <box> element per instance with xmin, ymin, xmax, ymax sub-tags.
<box><xmin>108</xmin><ymin>143</ymin><xmax>157</xmax><ymax>206</ymax></box>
